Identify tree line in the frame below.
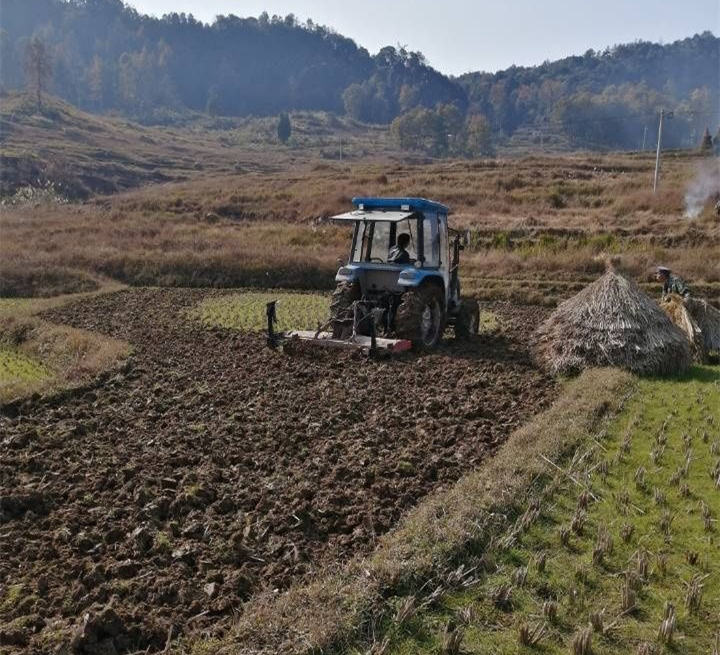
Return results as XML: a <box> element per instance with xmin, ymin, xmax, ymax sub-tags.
<box><xmin>2</xmin><ymin>0</ymin><xmax>718</xmax><ymax>153</ymax></box>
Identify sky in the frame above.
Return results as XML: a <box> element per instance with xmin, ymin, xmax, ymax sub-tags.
<box><xmin>125</xmin><ymin>0</ymin><xmax>719</xmax><ymax>75</ymax></box>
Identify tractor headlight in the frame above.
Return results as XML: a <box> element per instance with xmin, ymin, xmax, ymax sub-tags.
<box><xmin>336</xmin><ymin>266</ymin><xmax>357</xmax><ymax>282</ymax></box>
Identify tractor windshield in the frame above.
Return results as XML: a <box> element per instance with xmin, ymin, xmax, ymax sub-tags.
<box><xmin>351</xmin><ymin>218</ymin><xmax>419</xmax><ymax>264</ymax></box>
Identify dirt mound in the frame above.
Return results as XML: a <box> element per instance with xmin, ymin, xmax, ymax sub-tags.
<box><xmin>0</xmin><ymin>289</ymin><xmax>555</xmax><ymax>652</ymax></box>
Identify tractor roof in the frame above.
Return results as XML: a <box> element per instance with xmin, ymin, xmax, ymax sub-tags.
<box><xmin>331</xmin><ymin>209</ymin><xmax>416</xmax><ymax>222</ymax></box>
<box><xmin>351</xmin><ymin>197</ymin><xmax>450</xmax><ymax>213</ymax></box>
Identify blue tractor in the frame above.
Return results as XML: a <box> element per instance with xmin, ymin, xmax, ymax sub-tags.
<box><xmin>267</xmin><ymin>197</ymin><xmax>479</xmax><ymax>353</ymax></box>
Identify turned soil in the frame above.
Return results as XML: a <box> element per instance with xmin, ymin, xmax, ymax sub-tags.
<box><xmin>0</xmin><ymin>289</ymin><xmax>556</xmax><ymax>653</ymax></box>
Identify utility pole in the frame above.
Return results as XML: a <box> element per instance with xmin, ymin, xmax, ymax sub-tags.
<box><xmin>642</xmin><ymin>126</ymin><xmax>648</xmax><ymax>151</ymax></box>
<box><xmin>653</xmin><ymin>109</ymin><xmax>673</xmax><ymax>193</ymax></box>
<box><xmin>339</xmin><ymin>138</ymin><xmax>343</xmax><ymax>162</ymax></box>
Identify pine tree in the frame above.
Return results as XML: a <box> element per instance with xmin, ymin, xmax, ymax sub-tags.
<box><xmin>277</xmin><ymin>112</ymin><xmax>292</xmax><ymax>143</ymax></box>
<box><xmin>699</xmin><ymin>126</ymin><xmax>713</xmax><ymax>153</ymax></box>
<box><xmin>24</xmin><ymin>37</ymin><xmax>52</xmax><ymax>111</ymax></box>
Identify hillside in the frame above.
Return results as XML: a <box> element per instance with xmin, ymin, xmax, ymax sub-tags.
<box><xmin>0</xmin><ymin>93</ymin><xmax>395</xmax><ymax>197</ymax></box>
<box><xmin>1</xmin><ymin>0</ymin><xmax>718</xmax><ymax>151</ymax></box>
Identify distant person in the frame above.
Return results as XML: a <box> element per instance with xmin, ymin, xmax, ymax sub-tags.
<box><xmin>656</xmin><ymin>266</ymin><xmax>690</xmax><ymax>301</ymax></box>
<box><xmin>388</xmin><ymin>233</ymin><xmax>412</xmax><ymax>265</ymax></box>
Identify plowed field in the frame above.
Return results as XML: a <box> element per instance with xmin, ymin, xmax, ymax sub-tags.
<box><xmin>0</xmin><ymin>289</ymin><xmax>556</xmax><ymax>653</ymax></box>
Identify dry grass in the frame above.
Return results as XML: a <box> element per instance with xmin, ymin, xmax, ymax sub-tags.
<box><xmin>0</xmin><ymin>92</ymin><xmax>394</xmax><ymax>198</ymax></box>
<box><xmin>686</xmin><ymin>298</ymin><xmax>720</xmax><ymax>354</ymax></box>
<box><xmin>2</xmin><ymin>143</ymin><xmax>719</xmax><ymax>300</ymax></box>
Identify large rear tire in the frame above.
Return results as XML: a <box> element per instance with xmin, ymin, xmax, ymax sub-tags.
<box><xmin>454</xmin><ymin>298</ymin><xmax>480</xmax><ymax>339</ymax></box>
<box><xmin>395</xmin><ymin>287</ymin><xmax>445</xmax><ymax>350</ymax></box>
<box><xmin>329</xmin><ymin>281</ymin><xmax>361</xmax><ymax>338</ymax></box>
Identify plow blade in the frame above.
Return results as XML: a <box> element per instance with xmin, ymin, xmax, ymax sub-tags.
<box><xmin>286</xmin><ymin>330</ymin><xmax>412</xmax><ymax>354</ymax></box>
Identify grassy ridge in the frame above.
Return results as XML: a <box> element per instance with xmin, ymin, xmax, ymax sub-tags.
<box><xmin>191</xmin><ymin>292</ymin><xmax>500</xmax><ymax>334</ymax></box>
<box><xmin>374</xmin><ymin>366</ymin><xmax>720</xmax><ymax>654</ymax></box>
<box><xmin>0</xmin><ymin>290</ymin><xmax>130</xmax><ymax>403</ymax></box>
<box><xmin>191</xmin><ymin>292</ymin><xmax>330</xmax><ymax>332</ymax></box>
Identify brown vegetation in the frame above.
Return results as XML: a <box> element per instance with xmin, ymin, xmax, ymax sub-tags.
<box><xmin>663</xmin><ymin>295</ymin><xmax>720</xmax><ymax>360</ymax></box>
<box><xmin>2</xmin><ymin>149</ymin><xmax>719</xmax><ymax>303</ymax></box>
<box><xmin>0</xmin><ymin>93</ymin><xmax>393</xmax><ymax>198</ymax></box>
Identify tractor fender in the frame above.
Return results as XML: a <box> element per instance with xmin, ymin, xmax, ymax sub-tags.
<box><xmin>398</xmin><ymin>270</ymin><xmax>446</xmax><ymax>310</ymax></box>
<box><xmin>397</xmin><ymin>268</ymin><xmax>444</xmax><ymax>290</ymax></box>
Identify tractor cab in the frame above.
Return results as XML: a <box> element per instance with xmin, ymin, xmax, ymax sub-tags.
<box><xmin>332</xmin><ymin>197</ymin><xmax>456</xmax><ymax>312</ymax></box>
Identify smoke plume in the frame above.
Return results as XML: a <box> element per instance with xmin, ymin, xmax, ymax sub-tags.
<box><xmin>684</xmin><ymin>160</ymin><xmax>720</xmax><ymax>219</ymax></box>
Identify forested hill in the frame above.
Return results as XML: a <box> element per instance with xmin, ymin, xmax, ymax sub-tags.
<box><xmin>0</xmin><ymin>0</ymin><xmax>465</xmax><ymax>121</ymax></box>
<box><xmin>459</xmin><ymin>33</ymin><xmax>720</xmax><ymax>148</ymax></box>
<box><xmin>1</xmin><ymin>0</ymin><xmax>718</xmax><ymax>151</ymax></box>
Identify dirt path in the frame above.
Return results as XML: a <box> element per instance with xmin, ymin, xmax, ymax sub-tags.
<box><xmin>0</xmin><ymin>289</ymin><xmax>555</xmax><ymax>653</ymax></box>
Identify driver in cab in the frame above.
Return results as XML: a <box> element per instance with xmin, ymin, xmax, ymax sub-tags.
<box><xmin>388</xmin><ymin>233</ymin><xmax>412</xmax><ymax>265</ymax></box>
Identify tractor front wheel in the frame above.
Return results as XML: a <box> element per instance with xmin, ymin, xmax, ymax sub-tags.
<box><xmin>395</xmin><ymin>287</ymin><xmax>444</xmax><ymax>350</ymax></box>
<box><xmin>454</xmin><ymin>298</ymin><xmax>480</xmax><ymax>339</ymax></box>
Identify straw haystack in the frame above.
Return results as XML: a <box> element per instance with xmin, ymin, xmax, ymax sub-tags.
<box><xmin>663</xmin><ymin>294</ymin><xmax>720</xmax><ymax>360</ymax></box>
<box><xmin>688</xmin><ymin>298</ymin><xmax>720</xmax><ymax>353</ymax></box>
<box><xmin>534</xmin><ymin>271</ymin><xmax>692</xmax><ymax>376</ymax></box>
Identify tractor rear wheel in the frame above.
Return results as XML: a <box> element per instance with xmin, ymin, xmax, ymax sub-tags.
<box><xmin>454</xmin><ymin>298</ymin><xmax>480</xmax><ymax>339</ymax></box>
<box><xmin>395</xmin><ymin>287</ymin><xmax>444</xmax><ymax>350</ymax></box>
<box><xmin>329</xmin><ymin>281</ymin><xmax>361</xmax><ymax>338</ymax></box>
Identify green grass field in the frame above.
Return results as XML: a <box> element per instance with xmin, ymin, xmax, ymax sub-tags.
<box><xmin>191</xmin><ymin>292</ymin><xmax>331</xmax><ymax>332</ymax></box>
<box><xmin>372</xmin><ymin>366</ymin><xmax>720</xmax><ymax>655</ymax></box>
<box><xmin>0</xmin><ymin>347</ymin><xmax>51</xmax><ymax>398</ymax></box>
<box><xmin>0</xmin><ymin>286</ymin><xmax>131</xmax><ymax>403</ymax></box>
<box><xmin>192</xmin><ymin>292</ymin><xmax>501</xmax><ymax>335</ymax></box>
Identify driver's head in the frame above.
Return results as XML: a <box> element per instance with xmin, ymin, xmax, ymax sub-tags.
<box><xmin>655</xmin><ymin>266</ymin><xmax>671</xmax><ymax>282</ymax></box>
<box><xmin>397</xmin><ymin>233</ymin><xmax>410</xmax><ymax>249</ymax></box>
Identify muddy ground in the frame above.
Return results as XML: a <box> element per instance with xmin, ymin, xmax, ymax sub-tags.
<box><xmin>0</xmin><ymin>289</ymin><xmax>555</xmax><ymax>653</ymax></box>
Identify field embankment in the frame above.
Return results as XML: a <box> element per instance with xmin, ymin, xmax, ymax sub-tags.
<box><xmin>367</xmin><ymin>366</ymin><xmax>720</xmax><ymax>655</ymax></box>
<box><xmin>0</xmin><ymin>291</ymin><xmax>129</xmax><ymax>404</ymax></box>
<box><xmin>218</xmin><ymin>363</ymin><xmax>720</xmax><ymax>655</ymax></box>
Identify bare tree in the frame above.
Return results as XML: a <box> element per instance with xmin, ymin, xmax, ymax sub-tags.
<box><xmin>24</xmin><ymin>37</ymin><xmax>52</xmax><ymax>110</ymax></box>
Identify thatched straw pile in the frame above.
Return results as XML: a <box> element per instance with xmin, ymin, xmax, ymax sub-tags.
<box><xmin>534</xmin><ymin>271</ymin><xmax>692</xmax><ymax>376</ymax></box>
<box><xmin>663</xmin><ymin>294</ymin><xmax>720</xmax><ymax>360</ymax></box>
<box><xmin>688</xmin><ymin>298</ymin><xmax>720</xmax><ymax>353</ymax></box>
